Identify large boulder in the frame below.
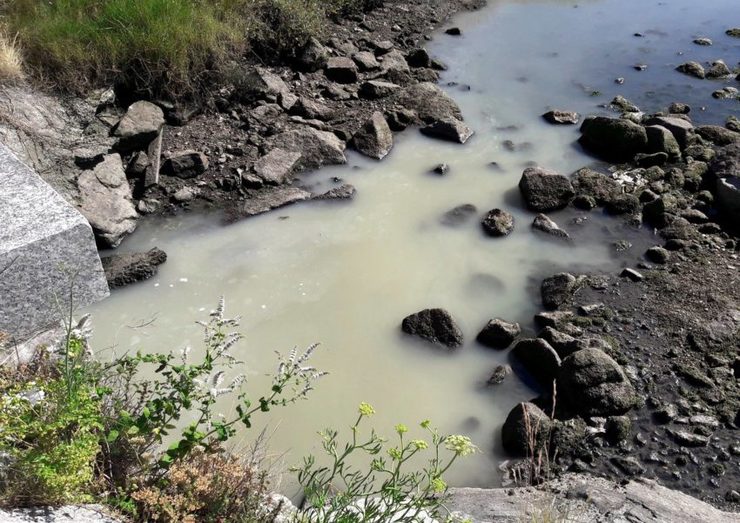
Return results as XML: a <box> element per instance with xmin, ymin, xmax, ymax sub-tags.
<box><xmin>643</xmin><ymin>116</ymin><xmax>694</xmax><ymax>149</ymax></box>
<box><xmin>401</xmin><ymin>308</ymin><xmax>463</xmax><ymax>348</ymax></box>
<box><xmin>102</xmin><ymin>247</ymin><xmax>167</xmax><ymax>289</ymax></box>
<box><xmin>710</xmin><ymin>142</ymin><xmax>740</xmax><ymax>179</ymax></box>
<box><xmin>161</xmin><ymin>151</ymin><xmax>208</xmax><ymax>179</ymax></box>
<box><xmin>646</xmin><ymin>125</ymin><xmax>682</xmax><ymax>159</ymax></box>
<box><xmin>501</xmin><ymin>402</ymin><xmax>553</xmax><ymax>456</ymax></box>
<box><xmin>558</xmin><ymin>348</ymin><xmax>637</xmax><ymax>416</ymax></box>
<box><xmin>571</xmin><ymin>168</ymin><xmax>620</xmax><ymax>205</ymax></box>
<box><xmin>352</xmin><ymin>112</ymin><xmax>393</xmax><ymax>160</ymax></box>
<box><xmin>519</xmin><ymin>167</ymin><xmax>574</xmax><ymax>212</ymax></box>
<box><xmin>396</xmin><ymin>82</ymin><xmax>463</xmax><ymax>124</ymax></box>
<box><xmin>579</xmin><ymin>116</ymin><xmax>648</xmax><ymax>160</ymax></box>
<box><xmin>541</xmin><ymin>273</ymin><xmax>577</xmax><ymax>309</ymax></box>
<box><xmin>420</xmin><ymin>117</ymin><xmax>474</xmax><ymax>144</ymax></box>
<box><xmin>481</xmin><ymin>208</ymin><xmax>514</xmax><ymax>237</ymax></box>
<box><xmin>511</xmin><ymin>338</ymin><xmax>562</xmax><ymax>386</ymax></box>
<box><xmin>270</xmin><ymin>127</ymin><xmax>347</xmax><ymax>170</ymax></box>
<box><xmin>77</xmin><ymin>153</ymin><xmax>138</xmax><ymax>248</ymax></box>
<box><xmin>112</xmin><ymin>101</ymin><xmax>164</xmax><ymax>151</ymax></box>
<box><xmin>253</xmin><ymin>148</ymin><xmax>301</xmax><ymax>185</ymax></box>
<box><xmin>476</xmin><ymin>318</ymin><xmax>521</xmax><ymax>349</ymax></box>
<box><xmin>696</xmin><ymin>125</ymin><xmax>740</xmax><ymax>146</ymax></box>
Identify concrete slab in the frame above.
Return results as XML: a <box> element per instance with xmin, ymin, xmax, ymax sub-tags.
<box><xmin>0</xmin><ymin>144</ymin><xmax>109</xmax><ymax>343</ymax></box>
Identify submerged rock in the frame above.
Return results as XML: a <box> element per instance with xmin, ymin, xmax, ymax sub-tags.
<box><xmin>542</xmin><ymin>110</ymin><xmax>580</xmax><ymax>125</ymax></box>
<box><xmin>676</xmin><ymin>61</ymin><xmax>706</xmax><ymax>79</ymax></box>
<box><xmin>481</xmin><ymin>208</ymin><xmax>514</xmax><ymax>237</ymax></box>
<box><xmin>532</xmin><ymin>214</ymin><xmax>569</xmax><ymax>239</ymax></box>
<box><xmin>519</xmin><ymin>167</ymin><xmax>574</xmax><ymax>212</ymax></box>
<box><xmin>487</xmin><ymin>364</ymin><xmax>512</xmax><ymax>385</ymax></box>
<box><xmin>441</xmin><ymin>203</ymin><xmax>477</xmax><ymax>227</ymax></box>
<box><xmin>102</xmin><ymin>248</ymin><xmax>167</xmax><ymax>289</ymax></box>
<box><xmin>401</xmin><ymin>308</ymin><xmax>464</xmax><ymax>348</ymax></box>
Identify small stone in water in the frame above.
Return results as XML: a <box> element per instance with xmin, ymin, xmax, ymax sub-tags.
<box><xmin>634</xmin><ymin>64</ymin><xmax>647</xmax><ymax>71</ymax></box>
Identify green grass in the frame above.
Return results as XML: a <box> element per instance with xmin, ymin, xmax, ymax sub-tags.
<box><xmin>2</xmin><ymin>0</ymin><xmax>378</xmax><ymax>97</ymax></box>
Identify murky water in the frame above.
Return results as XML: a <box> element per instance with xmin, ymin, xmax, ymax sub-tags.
<box><xmin>86</xmin><ymin>0</ymin><xmax>739</xmax><ymax>489</ymax></box>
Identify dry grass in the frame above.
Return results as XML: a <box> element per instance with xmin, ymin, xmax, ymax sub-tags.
<box><xmin>0</xmin><ymin>32</ymin><xmax>23</xmax><ymax>84</ymax></box>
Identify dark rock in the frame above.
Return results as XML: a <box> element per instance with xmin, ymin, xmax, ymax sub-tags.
<box><xmin>431</xmin><ymin>163</ymin><xmax>449</xmax><ymax>175</ymax></box>
<box><xmin>710</xmin><ymin>142</ymin><xmax>740</xmax><ymax>178</ymax></box>
<box><xmin>611</xmin><ymin>456</ymin><xmax>645</xmax><ymax>476</ymax></box>
<box><xmin>401</xmin><ymin>308</ymin><xmax>463</xmax><ymax>348</ymax></box>
<box><xmin>538</xmin><ymin>326</ymin><xmax>586</xmax><ymax>358</ymax></box>
<box><xmin>646</xmin><ymin>125</ymin><xmax>682</xmax><ymax>159</ymax></box>
<box><xmin>635</xmin><ymin>152</ymin><xmax>668</xmax><ymax>167</ymax></box>
<box><xmin>487</xmin><ymin>364</ymin><xmax>512</xmax><ymax>385</ymax></box>
<box><xmin>511</xmin><ymin>338</ymin><xmax>560</xmax><ymax>388</ymax></box>
<box><xmin>519</xmin><ymin>167</ymin><xmax>575</xmax><ymax>212</ymax></box>
<box><xmin>385</xmin><ymin>108</ymin><xmax>417</xmax><ymax>132</ymax></box>
<box><xmin>359</xmin><ymin>80</ymin><xmax>400</xmax><ymax>99</ymax></box>
<box><xmin>643</xmin><ymin>194</ymin><xmax>678</xmax><ymax>228</ymax></box>
<box><xmin>161</xmin><ymin>151</ymin><xmax>209</xmax><ymax>179</ymax></box>
<box><xmin>253</xmin><ymin>148</ymin><xmax>301</xmax><ymax>185</ymax></box>
<box><xmin>325</xmin><ymin>57</ymin><xmax>359</xmax><ymax>83</ymax></box>
<box><xmin>481</xmin><ymin>208</ymin><xmax>514</xmax><ymax>237</ymax></box>
<box><xmin>441</xmin><ymin>204</ymin><xmax>477</xmax><ymax>226</ymax></box>
<box><xmin>543</xmin><ymin>110</ymin><xmax>580</xmax><ymax>125</ymax></box>
<box><xmin>692</xmin><ymin>38</ymin><xmax>712</xmax><ymax>46</ymax></box>
<box><xmin>610</xmin><ymin>95</ymin><xmax>639</xmax><ymax>113</ymax></box>
<box><xmin>102</xmin><ymin>248</ymin><xmax>167</xmax><ymax>289</ymax></box>
<box><xmin>712</xmin><ymin>87</ymin><xmax>739</xmax><ymax>100</ymax></box>
<box><xmin>126</xmin><ymin>151</ymin><xmax>149</xmax><ymax>177</ymax></box>
<box><xmin>727</xmin><ymin>28</ymin><xmax>740</xmax><ymax>38</ymax></box>
<box><xmin>112</xmin><ymin>101</ymin><xmax>165</xmax><ymax>151</ymax></box>
<box><xmin>620</xmin><ymin>268</ymin><xmax>644</xmax><ymax>282</ymax></box>
<box><xmin>501</xmin><ymin>402</ymin><xmax>553</xmax><ymax>456</ymax></box>
<box><xmin>476</xmin><ymin>318</ymin><xmax>521</xmax><ymax>349</ymax></box>
<box><xmin>579</xmin><ymin>116</ymin><xmax>648</xmax><ymax>160</ymax></box>
<box><xmin>668</xmin><ymin>102</ymin><xmax>691</xmax><ymax>114</ymax></box>
<box><xmin>605</xmin><ymin>194</ymin><xmax>640</xmax><ymax>215</ymax></box>
<box><xmin>445</xmin><ymin>27</ymin><xmax>462</xmax><ymax>36</ymax></box>
<box><xmin>420</xmin><ymin>118</ymin><xmax>474</xmax><ymax>144</ymax></box>
<box><xmin>572</xmin><ymin>194</ymin><xmax>597</xmax><ymax>210</ymax></box>
<box><xmin>352</xmin><ymin>111</ymin><xmax>393</xmax><ymax>160</ymax></box>
<box><xmin>541</xmin><ymin>273</ymin><xmax>577</xmax><ymax>309</ymax></box>
<box><xmin>352</xmin><ymin>51</ymin><xmax>380</xmax><ymax>72</ymax></box>
<box><xmin>532</xmin><ymin>214</ymin><xmax>569</xmax><ymax>239</ymax></box>
<box><xmin>706</xmin><ymin>60</ymin><xmax>731</xmax><ymax>78</ymax></box>
<box><xmin>534</xmin><ymin>310</ymin><xmax>575</xmax><ymax>329</ymax></box>
<box><xmin>297</xmin><ymin>37</ymin><xmax>329</xmax><ymax>72</ymax></box>
<box><xmin>558</xmin><ymin>348</ymin><xmax>637</xmax><ymax>416</ymax></box>
<box><xmin>236</xmin><ymin>67</ymin><xmax>290</xmax><ymax>102</ymax></box>
<box><xmin>314</xmin><ymin>184</ymin><xmax>356</xmax><ymax>200</ymax></box>
<box><xmin>676</xmin><ymin>61</ymin><xmax>705</xmax><ymax>79</ymax></box>
<box><xmin>571</xmin><ymin>168</ymin><xmax>620</xmax><ymax>205</ymax></box>
<box><xmin>605</xmin><ymin>416</ymin><xmax>632</xmax><ymax>443</ymax></box>
<box><xmin>406</xmin><ymin>48</ymin><xmax>432</xmax><ymax>68</ymax></box>
<box><xmin>654</xmin><ymin>404</ymin><xmax>679</xmax><ymax>423</ymax></box>
<box><xmin>645</xmin><ymin>246</ymin><xmax>670</xmax><ymax>264</ymax></box>
<box><xmin>696</xmin><ymin>125</ymin><xmax>740</xmax><ymax>146</ymax></box>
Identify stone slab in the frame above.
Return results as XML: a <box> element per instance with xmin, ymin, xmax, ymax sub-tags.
<box><xmin>0</xmin><ymin>144</ymin><xmax>109</xmax><ymax>342</ymax></box>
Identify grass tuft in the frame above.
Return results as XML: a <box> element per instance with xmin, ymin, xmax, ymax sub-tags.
<box><xmin>0</xmin><ymin>32</ymin><xmax>24</xmax><ymax>84</ymax></box>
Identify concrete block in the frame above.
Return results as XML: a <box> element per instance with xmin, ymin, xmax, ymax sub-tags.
<box><xmin>0</xmin><ymin>144</ymin><xmax>109</xmax><ymax>342</ymax></box>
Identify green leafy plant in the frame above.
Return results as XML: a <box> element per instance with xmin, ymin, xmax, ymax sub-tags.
<box><xmin>294</xmin><ymin>403</ymin><xmax>478</xmax><ymax>522</ymax></box>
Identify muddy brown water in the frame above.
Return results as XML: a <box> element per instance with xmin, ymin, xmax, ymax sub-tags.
<box><xmin>86</xmin><ymin>0</ymin><xmax>739</xmax><ymax>489</ymax></box>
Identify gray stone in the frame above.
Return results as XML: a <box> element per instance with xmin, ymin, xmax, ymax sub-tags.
<box><xmin>0</xmin><ymin>505</ymin><xmax>123</xmax><ymax>523</ymax></box>
<box><xmin>352</xmin><ymin>51</ymin><xmax>380</xmax><ymax>71</ymax></box>
<box><xmin>532</xmin><ymin>214</ymin><xmax>569</xmax><ymax>239</ymax></box>
<box><xmin>112</xmin><ymin>101</ymin><xmax>165</xmax><ymax>151</ymax></box>
<box><xmin>696</xmin><ymin>125</ymin><xmax>740</xmax><ymax>146</ymax></box>
<box><xmin>711</xmin><ymin>143</ymin><xmax>740</xmax><ymax>178</ymax></box>
<box><xmin>487</xmin><ymin>364</ymin><xmax>512</xmax><ymax>385</ymax></box>
<box><xmin>270</xmin><ymin>128</ymin><xmax>347</xmax><ymax>171</ymax></box>
<box><xmin>396</xmin><ymin>82</ymin><xmax>463</xmax><ymax>124</ymax></box>
<box><xmin>379</xmin><ymin>49</ymin><xmax>411</xmax><ymax>80</ymax></box>
<box><xmin>571</xmin><ymin>168</ymin><xmax>620</xmax><ymax>205</ymax></box>
<box><xmin>297</xmin><ymin>37</ymin><xmax>329</xmax><ymax>72</ymax></box>
<box><xmin>558</xmin><ymin>348</ymin><xmax>636</xmax><ymax>416</ymax></box>
<box><xmin>358</xmin><ymin>80</ymin><xmax>400</xmax><ymax>99</ymax></box>
<box><xmin>237</xmin><ymin>67</ymin><xmax>290</xmax><ymax>101</ymax></box>
<box><xmin>501</xmin><ymin>402</ymin><xmax>552</xmax><ymax>456</ymax></box>
<box><xmin>668</xmin><ymin>429</ymin><xmax>709</xmax><ymax>447</ymax></box>
<box><xmin>476</xmin><ymin>318</ymin><xmax>521</xmax><ymax>349</ymax></box>
<box><xmin>519</xmin><ymin>167</ymin><xmax>575</xmax><ymax>211</ymax></box>
<box><xmin>144</xmin><ymin>128</ymin><xmax>163</xmax><ymax>187</ymax></box>
<box><xmin>541</xmin><ymin>273</ymin><xmax>577</xmax><ymax>309</ymax></box>
<box><xmin>646</xmin><ymin>125</ymin><xmax>681</xmax><ymax>159</ymax></box>
<box><xmin>290</xmin><ymin>97</ymin><xmax>335</xmax><ymax>121</ymax></box>
<box><xmin>621</xmin><ymin>268</ymin><xmax>644</xmax><ymax>282</ymax></box>
<box><xmin>352</xmin><ymin>111</ymin><xmax>393</xmax><ymax>160</ymax></box>
<box><xmin>77</xmin><ymin>153</ymin><xmax>138</xmax><ymax>247</ymax></box>
<box><xmin>445</xmin><ymin>474</ymin><xmax>739</xmax><ymax>523</ymax></box>
<box><xmin>0</xmin><ymin>145</ymin><xmax>108</xmax><ymax>341</ymax></box>
<box><xmin>542</xmin><ymin>110</ymin><xmax>580</xmax><ymax>125</ymax></box>
<box><xmin>240</xmin><ymin>187</ymin><xmax>311</xmax><ymax>218</ymax></box>
<box><xmin>538</xmin><ymin>326</ymin><xmax>586</xmax><ymax>358</ymax></box>
<box><xmin>161</xmin><ymin>150</ymin><xmax>208</xmax><ymax>179</ymax></box>
<box><xmin>102</xmin><ymin>248</ymin><xmax>167</xmax><ymax>289</ymax></box>
<box><xmin>420</xmin><ymin>117</ymin><xmax>474</xmax><ymax>144</ymax></box>
<box><xmin>401</xmin><ymin>308</ymin><xmax>463</xmax><ymax>348</ymax></box>
<box><xmin>712</xmin><ymin>86</ymin><xmax>739</xmax><ymax>100</ymax></box>
<box><xmin>254</xmin><ymin>148</ymin><xmax>301</xmax><ymax>185</ymax></box>
<box><xmin>314</xmin><ymin>184</ymin><xmax>356</xmax><ymax>201</ymax></box>
<box><xmin>172</xmin><ymin>187</ymin><xmax>197</xmax><ymax>202</ymax></box>
<box><xmin>646</xmin><ymin>246</ymin><xmax>670</xmax><ymax>264</ymax></box>
<box><xmin>706</xmin><ymin>60</ymin><xmax>731</xmax><ymax>78</ymax></box>
<box><xmin>610</xmin><ymin>95</ymin><xmax>640</xmax><ymax>113</ymax></box>
<box><xmin>716</xmin><ymin>176</ymin><xmax>740</xmax><ymax>222</ymax></box>
<box><xmin>325</xmin><ymin>57</ymin><xmax>358</xmax><ymax>83</ymax></box>
<box><xmin>481</xmin><ymin>208</ymin><xmax>514</xmax><ymax>237</ymax></box>
<box><xmin>644</xmin><ymin>116</ymin><xmax>695</xmax><ymax>148</ymax></box>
